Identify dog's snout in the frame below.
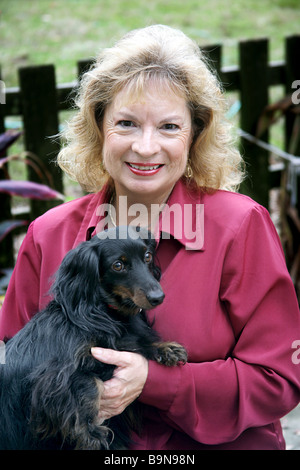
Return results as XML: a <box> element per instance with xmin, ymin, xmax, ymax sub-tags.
<box><xmin>146</xmin><ymin>289</ymin><xmax>165</xmax><ymax>307</ymax></box>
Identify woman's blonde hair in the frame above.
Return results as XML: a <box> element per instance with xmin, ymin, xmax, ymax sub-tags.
<box><xmin>57</xmin><ymin>24</ymin><xmax>244</xmax><ymax>193</ymax></box>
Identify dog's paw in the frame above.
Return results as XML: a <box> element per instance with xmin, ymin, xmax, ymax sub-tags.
<box><xmin>155</xmin><ymin>342</ymin><xmax>187</xmax><ymax>367</ymax></box>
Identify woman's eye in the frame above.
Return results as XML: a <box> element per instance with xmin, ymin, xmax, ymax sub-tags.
<box><xmin>118</xmin><ymin>120</ymin><xmax>135</xmax><ymax>128</ymax></box>
<box><xmin>112</xmin><ymin>260</ymin><xmax>125</xmax><ymax>272</ymax></box>
<box><xmin>162</xmin><ymin>123</ymin><xmax>179</xmax><ymax>130</ymax></box>
<box><xmin>144</xmin><ymin>251</ymin><xmax>153</xmax><ymax>264</ymax></box>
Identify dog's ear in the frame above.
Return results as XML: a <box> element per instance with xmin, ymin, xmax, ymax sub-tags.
<box><xmin>52</xmin><ymin>238</ymin><xmax>104</xmax><ymax>328</ymax></box>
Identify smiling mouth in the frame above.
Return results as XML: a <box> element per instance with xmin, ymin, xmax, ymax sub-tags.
<box><xmin>126</xmin><ymin>162</ymin><xmax>164</xmax><ymax>176</ymax></box>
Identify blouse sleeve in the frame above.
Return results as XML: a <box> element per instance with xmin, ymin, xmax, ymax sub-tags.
<box><xmin>139</xmin><ymin>205</ymin><xmax>300</xmax><ymax>445</ymax></box>
<box><xmin>0</xmin><ymin>222</ymin><xmax>41</xmax><ymax>340</ymax></box>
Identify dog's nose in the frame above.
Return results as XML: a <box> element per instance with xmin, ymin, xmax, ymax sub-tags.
<box><xmin>146</xmin><ymin>290</ymin><xmax>165</xmax><ymax>307</ymax></box>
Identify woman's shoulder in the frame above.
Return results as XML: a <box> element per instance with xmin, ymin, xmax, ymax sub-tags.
<box><xmin>172</xmin><ymin>180</ymin><xmax>271</xmax><ymax>236</ymax></box>
<box><xmin>33</xmin><ymin>193</ymin><xmax>96</xmax><ymax>228</ymax></box>
<box><xmin>177</xmin><ymin>179</ymin><xmax>266</xmax><ymax>217</ymax></box>
<box><xmin>205</xmin><ymin>189</ymin><xmax>267</xmax><ymax>212</ymax></box>
<box><xmin>200</xmin><ymin>189</ymin><xmax>272</xmax><ymax>235</ymax></box>
<box><xmin>29</xmin><ymin>192</ymin><xmax>105</xmax><ymax>249</ymax></box>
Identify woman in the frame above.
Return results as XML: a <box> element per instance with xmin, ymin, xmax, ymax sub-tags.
<box><xmin>1</xmin><ymin>25</ymin><xmax>300</xmax><ymax>450</ymax></box>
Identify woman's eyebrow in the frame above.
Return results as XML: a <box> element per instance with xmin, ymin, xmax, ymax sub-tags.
<box><xmin>159</xmin><ymin>115</ymin><xmax>183</xmax><ymax>123</ymax></box>
<box><xmin>112</xmin><ymin>109</ymin><xmax>185</xmax><ymax>126</ymax></box>
<box><xmin>114</xmin><ymin>110</ymin><xmax>135</xmax><ymax>118</ymax></box>
<box><xmin>116</xmin><ymin>111</ymin><xmax>184</xmax><ymax>121</ymax></box>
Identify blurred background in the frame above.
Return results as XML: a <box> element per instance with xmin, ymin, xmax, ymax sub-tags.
<box><xmin>1</xmin><ymin>0</ymin><xmax>299</xmax><ymax>86</ymax></box>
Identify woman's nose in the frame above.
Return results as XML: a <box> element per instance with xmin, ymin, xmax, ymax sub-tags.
<box><xmin>131</xmin><ymin>129</ymin><xmax>161</xmax><ymax>157</ymax></box>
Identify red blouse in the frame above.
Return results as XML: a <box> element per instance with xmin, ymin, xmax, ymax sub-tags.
<box><xmin>1</xmin><ymin>179</ymin><xmax>300</xmax><ymax>450</ymax></box>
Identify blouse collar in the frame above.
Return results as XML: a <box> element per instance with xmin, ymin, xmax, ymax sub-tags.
<box><xmin>84</xmin><ymin>178</ymin><xmax>205</xmax><ymax>251</ymax></box>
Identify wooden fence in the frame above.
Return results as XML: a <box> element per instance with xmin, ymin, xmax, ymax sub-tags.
<box><xmin>1</xmin><ymin>35</ymin><xmax>300</xmax><ymax>267</ymax></box>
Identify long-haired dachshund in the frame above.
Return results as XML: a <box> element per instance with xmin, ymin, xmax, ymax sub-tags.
<box><xmin>0</xmin><ymin>226</ymin><xmax>187</xmax><ymax>450</ymax></box>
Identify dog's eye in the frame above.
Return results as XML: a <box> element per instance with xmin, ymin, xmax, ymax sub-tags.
<box><xmin>144</xmin><ymin>251</ymin><xmax>153</xmax><ymax>264</ymax></box>
<box><xmin>112</xmin><ymin>261</ymin><xmax>124</xmax><ymax>272</ymax></box>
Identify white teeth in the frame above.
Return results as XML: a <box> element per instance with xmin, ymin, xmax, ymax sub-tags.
<box><xmin>129</xmin><ymin>163</ymin><xmax>160</xmax><ymax>170</ymax></box>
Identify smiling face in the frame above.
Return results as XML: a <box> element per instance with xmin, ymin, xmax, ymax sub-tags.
<box><xmin>101</xmin><ymin>80</ymin><xmax>193</xmax><ymax>205</ymax></box>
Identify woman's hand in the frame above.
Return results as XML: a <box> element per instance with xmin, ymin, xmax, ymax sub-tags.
<box><xmin>91</xmin><ymin>347</ymin><xmax>149</xmax><ymax>420</ymax></box>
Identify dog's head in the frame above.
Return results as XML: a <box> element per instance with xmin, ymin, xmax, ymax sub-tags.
<box><xmin>97</xmin><ymin>226</ymin><xmax>164</xmax><ymax>314</ymax></box>
<box><xmin>52</xmin><ymin>226</ymin><xmax>164</xmax><ymax>325</ymax></box>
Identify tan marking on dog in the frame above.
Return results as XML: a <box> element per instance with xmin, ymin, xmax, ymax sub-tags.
<box><xmin>132</xmin><ymin>289</ymin><xmax>152</xmax><ymax>309</ymax></box>
<box><xmin>112</xmin><ymin>285</ymin><xmax>133</xmax><ymax>299</ymax></box>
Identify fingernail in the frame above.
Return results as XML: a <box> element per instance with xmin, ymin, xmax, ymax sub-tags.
<box><xmin>91</xmin><ymin>347</ymin><xmax>103</xmax><ymax>358</ymax></box>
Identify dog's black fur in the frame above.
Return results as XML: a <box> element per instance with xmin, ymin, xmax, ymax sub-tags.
<box><xmin>0</xmin><ymin>226</ymin><xmax>187</xmax><ymax>450</ymax></box>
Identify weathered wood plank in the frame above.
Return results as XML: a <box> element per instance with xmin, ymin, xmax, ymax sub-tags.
<box><xmin>239</xmin><ymin>38</ymin><xmax>270</xmax><ymax>208</ymax></box>
<box><xmin>18</xmin><ymin>64</ymin><xmax>63</xmax><ymax>219</ymax></box>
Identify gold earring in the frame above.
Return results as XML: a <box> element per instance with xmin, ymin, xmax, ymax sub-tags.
<box><xmin>185</xmin><ymin>160</ymin><xmax>193</xmax><ymax>179</ymax></box>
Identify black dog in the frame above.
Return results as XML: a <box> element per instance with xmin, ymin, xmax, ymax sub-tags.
<box><xmin>0</xmin><ymin>226</ymin><xmax>187</xmax><ymax>450</ymax></box>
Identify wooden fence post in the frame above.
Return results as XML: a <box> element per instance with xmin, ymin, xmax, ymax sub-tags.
<box><xmin>285</xmin><ymin>35</ymin><xmax>300</xmax><ymax>153</ymax></box>
<box><xmin>201</xmin><ymin>44</ymin><xmax>222</xmax><ymax>77</ymax></box>
<box><xmin>18</xmin><ymin>65</ymin><xmax>63</xmax><ymax>219</ymax></box>
<box><xmin>239</xmin><ymin>38</ymin><xmax>270</xmax><ymax>208</ymax></box>
<box><xmin>285</xmin><ymin>35</ymin><xmax>300</xmax><ymax>209</ymax></box>
<box><xmin>77</xmin><ymin>58</ymin><xmax>94</xmax><ymax>78</ymax></box>
<box><xmin>0</xmin><ymin>70</ymin><xmax>14</xmax><ymax>268</ymax></box>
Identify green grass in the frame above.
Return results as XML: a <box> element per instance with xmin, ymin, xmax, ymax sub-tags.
<box><xmin>1</xmin><ymin>0</ymin><xmax>300</xmax><ymax>87</ymax></box>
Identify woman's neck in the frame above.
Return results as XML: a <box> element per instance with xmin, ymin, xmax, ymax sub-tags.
<box><xmin>111</xmin><ymin>188</ymin><xmax>174</xmax><ymax>231</ymax></box>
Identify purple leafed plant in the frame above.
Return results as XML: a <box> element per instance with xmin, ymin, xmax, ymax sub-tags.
<box><xmin>0</xmin><ymin>130</ymin><xmax>64</xmax><ymax>290</ymax></box>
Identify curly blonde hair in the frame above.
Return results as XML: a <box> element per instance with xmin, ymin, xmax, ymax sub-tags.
<box><xmin>57</xmin><ymin>24</ymin><xmax>244</xmax><ymax>193</ymax></box>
